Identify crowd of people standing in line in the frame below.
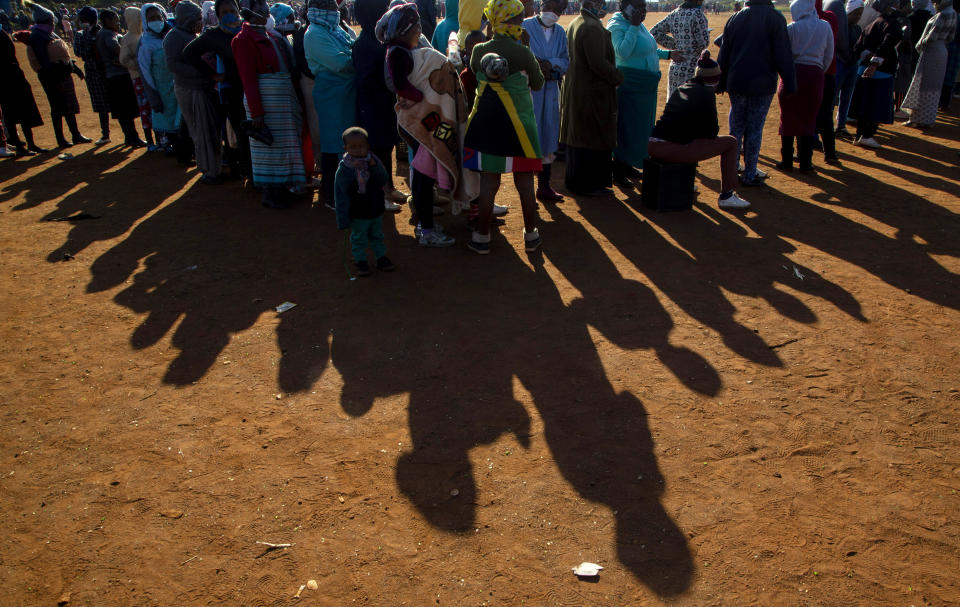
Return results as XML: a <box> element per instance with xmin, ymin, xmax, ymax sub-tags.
<box><xmin>0</xmin><ymin>0</ymin><xmax>957</xmax><ymax>271</ymax></box>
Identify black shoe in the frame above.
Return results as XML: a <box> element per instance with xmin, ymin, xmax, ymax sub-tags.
<box><xmin>72</xmin><ymin>134</ymin><xmax>92</xmax><ymax>144</ymax></box>
<box><xmin>262</xmin><ymin>192</ymin><xmax>289</xmax><ymax>209</ymax></box>
<box><xmin>355</xmin><ymin>260</ymin><xmax>371</xmax><ymax>276</ymax></box>
<box><xmin>376</xmin><ymin>256</ymin><xmax>395</xmax><ymax>272</ymax></box>
<box><xmin>15</xmin><ymin>146</ymin><xmax>37</xmax><ymax>157</ymax></box>
<box><xmin>467</xmin><ymin>239</ymin><xmax>491</xmax><ymax>255</ymax></box>
<box><xmin>200</xmin><ymin>175</ymin><xmax>222</xmax><ymax>185</ymax></box>
<box><xmin>524</xmin><ymin>234</ymin><xmax>542</xmax><ymax>252</ymax></box>
<box><xmin>798</xmin><ymin>165</ymin><xmax>816</xmax><ymax>173</ymax></box>
<box><xmin>28</xmin><ymin>145</ymin><xmax>49</xmax><ymax>154</ymax></box>
<box><xmin>740</xmin><ymin>176</ymin><xmax>766</xmax><ymax>187</ymax></box>
<box><xmin>57</xmin><ymin>139</ymin><xmax>72</xmax><ymax>149</ymax></box>
<box><xmin>824</xmin><ymin>156</ymin><xmax>841</xmax><ymax>166</ymax></box>
<box><xmin>125</xmin><ymin>138</ymin><xmax>147</xmax><ymax>148</ymax></box>
<box><xmin>775</xmin><ymin>161</ymin><xmax>793</xmax><ymax>172</ymax></box>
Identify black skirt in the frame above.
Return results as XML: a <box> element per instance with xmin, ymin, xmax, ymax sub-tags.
<box><xmin>38</xmin><ymin>65</ymin><xmax>81</xmax><ymax>116</ymax></box>
<box><xmin>0</xmin><ymin>70</ymin><xmax>43</xmax><ymax>128</ymax></box>
<box><xmin>106</xmin><ymin>74</ymin><xmax>139</xmax><ymax>120</ymax></box>
<box><xmin>564</xmin><ymin>146</ymin><xmax>613</xmax><ymax>194</ymax></box>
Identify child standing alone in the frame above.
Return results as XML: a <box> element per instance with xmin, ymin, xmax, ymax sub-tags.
<box><xmin>335</xmin><ymin>127</ymin><xmax>396</xmax><ymax>276</ymax></box>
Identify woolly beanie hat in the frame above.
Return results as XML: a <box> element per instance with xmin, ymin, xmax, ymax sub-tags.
<box><xmin>694</xmin><ymin>50</ymin><xmax>721</xmax><ymax>84</ymax></box>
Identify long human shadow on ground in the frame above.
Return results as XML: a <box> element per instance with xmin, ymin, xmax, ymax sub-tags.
<box><xmin>82</xmin><ymin>162</ymin><xmax>705</xmax><ymax>593</ymax></box>
<box><xmin>747</xmin><ymin>149</ymin><xmax>960</xmax><ymax>310</ymax></box>
<box><xmin>85</xmin><ymin>177</ymin><xmax>332</xmax><ymax>384</ymax></box>
<box><xmin>574</xmin><ymin>188</ymin><xmax>866</xmax><ymax>368</ymax></box>
<box><xmin>1</xmin><ymin>146</ymin><xmax>131</xmax><ymax>210</ymax></box>
<box><xmin>0</xmin><ymin>146</ymin><xmax>187</xmax><ymax>265</ymax></box>
<box><xmin>43</xmin><ymin>152</ymin><xmax>188</xmax><ymax>262</ymax></box>
<box><xmin>273</xmin><ymin>201</ymin><xmax>705</xmax><ymax>595</ymax></box>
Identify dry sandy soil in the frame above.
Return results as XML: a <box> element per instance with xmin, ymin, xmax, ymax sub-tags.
<box><xmin>1</xmin><ymin>13</ymin><xmax>959</xmax><ymax>606</ymax></box>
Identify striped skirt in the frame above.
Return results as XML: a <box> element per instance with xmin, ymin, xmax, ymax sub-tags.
<box><xmin>245</xmin><ymin>73</ymin><xmax>305</xmax><ymax>187</ymax></box>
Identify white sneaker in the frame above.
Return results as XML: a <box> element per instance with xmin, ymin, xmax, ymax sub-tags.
<box><xmin>418</xmin><ymin>229</ymin><xmax>455</xmax><ymax>247</ymax></box>
<box><xmin>718</xmin><ymin>192</ymin><xmax>750</xmax><ymax>210</ymax></box>
<box><xmin>755</xmin><ymin>169</ymin><xmax>768</xmax><ymax>180</ymax></box>
<box><xmin>414</xmin><ymin>222</ymin><xmax>444</xmax><ymax>239</ymax></box>
<box><xmin>856</xmin><ymin>136</ymin><xmax>880</xmax><ymax>149</ymax></box>
<box><xmin>384</xmin><ymin>198</ymin><xmax>402</xmax><ymax>212</ymax></box>
<box><xmin>95</xmin><ymin>137</ymin><xmax>110</xmax><ymax>145</ymax></box>
<box><xmin>386</xmin><ymin>189</ymin><xmax>407</xmax><ymax>203</ymax></box>
<box><xmin>493</xmin><ymin>203</ymin><xmax>509</xmax><ymax>216</ymax></box>
<box><xmin>0</xmin><ymin>146</ymin><xmax>15</xmax><ymax>158</ymax></box>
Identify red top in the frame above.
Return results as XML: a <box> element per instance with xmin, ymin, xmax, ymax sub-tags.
<box><xmin>460</xmin><ymin>67</ymin><xmax>477</xmax><ymax>108</ymax></box>
<box><xmin>231</xmin><ymin>22</ymin><xmax>292</xmax><ymax>117</ymax></box>
<box><xmin>815</xmin><ymin>0</ymin><xmax>838</xmax><ymax>76</ymax></box>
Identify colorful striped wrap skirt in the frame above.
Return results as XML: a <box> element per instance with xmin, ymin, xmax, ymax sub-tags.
<box><xmin>244</xmin><ymin>72</ymin><xmax>306</xmax><ymax>187</ymax></box>
<box><xmin>463</xmin><ymin>71</ymin><xmax>543</xmax><ymax>173</ymax></box>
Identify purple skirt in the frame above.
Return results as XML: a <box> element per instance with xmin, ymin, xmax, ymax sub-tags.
<box><xmin>778</xmin><ymin>63</ymin><xmax>825</xmax><ymax>137</ymax></box>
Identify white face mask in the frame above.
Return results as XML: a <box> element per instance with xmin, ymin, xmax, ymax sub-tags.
<box><xmin>539</xmin><ymin>10</ymin><xmax>559</xmax><ymax>26</ymax></box>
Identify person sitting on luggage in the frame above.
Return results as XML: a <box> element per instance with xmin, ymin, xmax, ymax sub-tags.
<box><xmin>647</xmin><ymin>50</ymin><xmax>751</xmax><ymax>210</ymax></box>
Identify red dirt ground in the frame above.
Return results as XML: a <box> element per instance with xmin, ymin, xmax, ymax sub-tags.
<box><xmin>1</xmin><ymin>15</ymin><xmax>959</xmax><ymax>606</ymax></box>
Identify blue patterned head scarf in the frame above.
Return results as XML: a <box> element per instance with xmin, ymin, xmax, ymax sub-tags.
<box><xmin>375</xmin><ymin>1</ymin><xmax>419</xmax><ymax>42</ymax></box>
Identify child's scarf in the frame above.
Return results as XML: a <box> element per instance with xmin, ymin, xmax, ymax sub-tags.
<box><xmin>342</xmin><ymin>153</ymin><xmax>372</xmax><ymax>193</ymax></box>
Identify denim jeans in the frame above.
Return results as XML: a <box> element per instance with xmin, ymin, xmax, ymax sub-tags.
<box><xmin>835</xmin><ymin>60</ymin><xmax>859</xmax><ymax>130</ymax></box>
<box><xmin>728</xmin><ymin>93</ymin><xmax>773</xmax><ymax>181</ymax></box>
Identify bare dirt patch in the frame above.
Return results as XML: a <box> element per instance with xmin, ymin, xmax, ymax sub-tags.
<box><xmin>1</xmin><ymin>17</ymin><xmax>959</xmax><ymax>605</ymax></box>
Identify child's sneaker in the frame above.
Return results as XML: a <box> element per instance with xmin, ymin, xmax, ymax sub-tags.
<box><xmin>386</xmin><ymin>189</ymin><xmax>407</xmax><ymax>203</ymax></box>
<box><xmin>467</xmin><ymin>239</ymin><xmax>490</xmax><ymax>255</ymax></box>
<box><xmin>419</xmin><ymin>230</ymin><xmax>455</xmax><ymax>247</ymax></box>
<box><xmin>376</xmin><ymin>256</ymin><xmax>395</xmax><ymax>272</ymax></box>
<box><xmin>355</xmin><ymin>260</ymin><xmax>371</xmax><ymax>276</ymax></box>
<box><xmin>524</xmin><ymin>231</ymin><xmax>542</xmax><ymax>252</ymax></box>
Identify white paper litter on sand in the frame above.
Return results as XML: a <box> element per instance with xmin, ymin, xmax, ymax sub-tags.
<box><xmin>572</xmin><ymin>562</ymin><xmax>603</xmax><ymax>577</ymax></box>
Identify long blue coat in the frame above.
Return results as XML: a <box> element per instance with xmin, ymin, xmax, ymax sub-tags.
<box><xmin>304</xmin><ymin>19</ymin><xmax>357</xmax><ymax>154</ymax></box>
<box><xmin>522</xmin><ymin>16</ymin><xmax>568</xmax><ymax>161</ymax></box>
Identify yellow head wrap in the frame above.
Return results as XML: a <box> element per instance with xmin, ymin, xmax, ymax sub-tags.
<box><xmin>483</xmin><ymin>0</ymin><xmax>524</xmax><ymax>39</ymax></box>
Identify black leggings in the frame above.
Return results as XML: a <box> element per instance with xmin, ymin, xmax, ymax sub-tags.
<box><xmin>856</xmin><ymin>119</ymin><xmax>878</xmax><ymax>139</ymax></box>
<box><xmin>98</xmin><ymin>111</ymin><xmax>110</xmax><ymax>138</ymax></box>
<box><xmin>370</xmin><ymin>144</ymin><xmax>395</xmax><ymax>189</ymax></box>
<box><xmin>780</xmin><ymin>135</ymin><xmax>814</xmax><ymax>169</ymax></box>
<box><xmin>321</xmin><ymin>152</ymin><xmax>339</xmax><ymax>204</ymax></box>
<box><xmin>815</xmin><ymin>74</ymin><xmax>836</xmax><ymax>159</ymax></box>
<box><xmin>538</xmin><ymin>162</ymin><xmax>552</xmax><ymax>188</ymax></box>
<box><xmin>52</xmin><ymin>112</ymin><xmax>81</xmax><ymax>143</ymax></box>
<box><xmin>411</xmin><ymin>169</ymin><xmax>435</xmax><ymax>230</ymax></box>
<box><xmin>4</xmin><ymin>123</ymin><xmax>36</xmax><ymax>148</ymax></box>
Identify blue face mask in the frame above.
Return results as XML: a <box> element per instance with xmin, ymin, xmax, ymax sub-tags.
<box><xmin>147</xmin><ymin>20</ymin><xmax>165</xmax><ymax>33</ymax></box>
<box><xmin>220</xmin><ymin>12</ymin><xmax>242</xmax><ymax>32</ymax></box>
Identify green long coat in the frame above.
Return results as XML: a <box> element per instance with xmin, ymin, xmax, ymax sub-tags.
<box><xmin>559</xmin><ymin>10</ymin><xmax>624</xmax><ymax>150</ymax></box>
